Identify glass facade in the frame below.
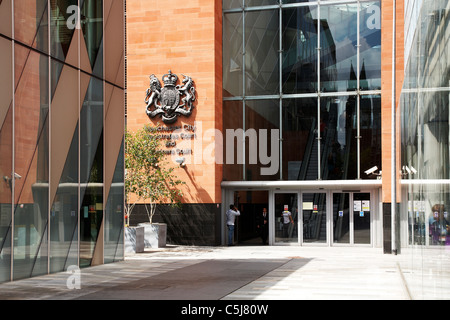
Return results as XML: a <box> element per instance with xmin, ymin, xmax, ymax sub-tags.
<box><xmin>0</xmin><ymin>0</ymin><xmax>125</xmax><ymax>283</ymax></box>
<box><xmin>400</xmin><ymin>0</ymin><xmax>450</xmax><ymax>299</ymax></box>
<box><xmin>223</xmin><ymin>0</ymin><xmax>382</xmax><ymax>181</ymax></box>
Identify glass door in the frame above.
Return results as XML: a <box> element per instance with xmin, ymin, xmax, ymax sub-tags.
<box><xmin>353</xmin><ymin>192</ymin><xmax>371</xmax><ymax>244</ymax></box>
<box><xmin>274</xmin><ymin>193</ymin><xmax>299</xmax><ymax>243</ymax></box>
<box><xmin>332</xmin><ymin>192</ymin><xmax>371</xmax><ymax>245</ymax></box>
<box><xmin>302</xmin><ymin>193</ymin><xmax>327</xmax><ymax>244</ymax></box>
<box><xmin>333</xmin><ymin>193</ymin><xmax>350</xmax><ymax>244</ymax></box>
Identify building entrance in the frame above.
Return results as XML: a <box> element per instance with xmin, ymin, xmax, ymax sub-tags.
<box><xmin>332</xmin><ymin>192</ymin><xmax>371</xmax><ymax>245</ymax></box>
<box><xmin>223</xmin><ymin>188</ymin><xmax>377</xmax><ymax>247</ymax></box>
<box><xmin>231</xmin><ymin>190</ymin><xmax>269</xmax><ymax>246</ymax></box>
<box><xmin>272</xmin><ymin>190</ymin><xmax>373</xmax><ymax>246</ymax></box>
<box><xmin>274</xmin><ymin>193</ymin><xmax>299</xmax><ymax>243</ymax></box>
<box><xmin>302</xmin><ymin>192</ymin><xmax>327</xmax><ymax>244</ymax></box>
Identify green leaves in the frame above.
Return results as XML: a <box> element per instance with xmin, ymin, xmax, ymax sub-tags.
<box><xmin>125</xmin><ymin>124</ymin><xmax>184</xmax><ymax>224</ymax></box>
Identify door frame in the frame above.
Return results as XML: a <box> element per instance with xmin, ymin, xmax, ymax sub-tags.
<box><xmin>272</xmin><ymin>189</ymin><xmax>376</xmax><ymax>247</ymax></box>
<box><xmin>271</xmin><ymin>190</ymin><xmax>301</xmax><ymax>245</ymax></box>
<box><xmin>299</xmin><ymin>190</ymin><xmax>329</xmax><ymax>246</ymax></box>
<box><xmin>330</xmin><ymin>190</ymin><xmax>374</xmax><ymax>247</ymax></box>
<box><xmin>222</xmin><ymin>187</ymin><xmax>379</xmax><ymax>247</ymax></box>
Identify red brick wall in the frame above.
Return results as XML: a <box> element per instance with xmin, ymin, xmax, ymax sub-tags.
<box><xmin>126</xmin><ymin>0</ymin><xmax>223</xmax><ymax>204</ymax></box>
<box><xmin>381</xmin><ymin>0</ymin><xmax>404</xmax><ymax>203</ymax></box>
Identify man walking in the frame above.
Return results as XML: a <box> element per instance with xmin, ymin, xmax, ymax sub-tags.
<box><xmin>226</xmin><ymin>204</ymin><xmax>240</xmax><ymax>246</ymax></box>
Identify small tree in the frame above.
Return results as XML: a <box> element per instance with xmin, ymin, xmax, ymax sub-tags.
<box><xmin>125</xmin><ymin>124</ymin><xmax>184</xmax><ymax>226</ymax></box>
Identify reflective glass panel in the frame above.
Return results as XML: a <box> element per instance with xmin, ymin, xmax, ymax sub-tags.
<box><xmin>321</xmin><ymin>96</ymin><xmax>357</xmax><ymax>180</ymax></box>
<box><xmin>399</xmin><ymin>0</ymin><xmax>450</xmax><ymax>299</ymax></box>
<box><xmin>50</xmin><ymin>0</ymin><xmax>78</xmax><ymax>62</ymax></box>
<box><xmin>223</xmin><ymin>13</ymin><xmax>243</xmax><ymax>97</ymax></box>
<box><xmin>104</xmin><ymin>141</ymin><xmax>124</xmax><ymax>263</ymax></box>
<box><xmin>0</xmin><ymin>0</ymin><xmax>12</xmax><ymax>38</ymax></box>
<box><xmin>245</xmin><ymin>0</ymin><xmax>278</xmax><ymax>6</ymax></box>
<box><xmin>353</xmin><ymin>192</ymin><xmax>370</xmax><ymax>244</ymax></box>
<box><xmin>223</xmin><ymin>1</ymin><xmax>383</xmax><ymax>183</ymax></box>
<box><xmin>275</xmin><ymin>193</ymin><xmax>298</xmax><ymax>243</ymax></box>
<box><xmin>49</xmin><ymin>58</ymin><xmax>80</xmax><ymax>273</ymax></box>
<box><xmin>245</xmin><ymin>10</ymin><xmax>279</xmax><ymax>96</ymax></box>
<box><xmin>302</xmin><ymin>192</ymin><xmax>326</xmax><ymax>243</ymax></box>
<box><xmin>333</xmin><ymin>193</ymin><xmax>350</xmax><ymax>244</ymax></box>
<box><xmin>80</xmin><ymin>77</ymin><xmax>103</xmax><ymax>268</ymax></box>
<box><xmin>282</xmin><ymin>98</ymin><xmax>318</xmax><ymax>180</ymax></box>
<box><xmin>223</xmin><ymin>100</ymin><xmax>244</xmax><ymax>181</ymax></box>
<box><xmin>418</xmin><ymin>0</ymin><xmax>449</xmax><ymax>89</ymax></box>
<box><xmin>14</xmin><ymin>0</ymin><xmax>49</xmax><ymax>54</ymax></box>
<box><xmin>406</xmin><ymin>192</ymin><xmax>426</xmax><ymax>246</ymax></box>
<box><xmin>13</xmin><ymin>45</ymin><xmax>49</xmax><ymax>280</ymax></box>
<box><xmin>359</xmin><ymin>1</ymin><xmax>381</xmax><ymax>90</ymax></box>
<box><xmin>421</xmin><ymin>91</ymin><xmax>449</xmax><ymax>179</ymax></box>
<box><xmin>81</xmin><ymin>0</ymin><xmax>103</xmax><ymax>77</ymax></box>
<box><xmin>50</xmin><ymin>126</ymin><xmax>79</xmax><ymax>273</ymax></box>
<box><xmin>104</xmin><ymin>0</ymin><xmax>124</xmax><ymax>87</ymax></box>
<box><xmin>427</xmin><ymin>193</ymin><xmax>450</xmax><ymax>247</ymax></box>
<box><xmin>282</xmin><ymin>6</ymin><xmax>318</xmax><ymax>94</ymax></box>
<box><xmin>319</xmin><ymin>4</ymin><xmax>358</xmax><ymax>93</ymax></box>
<box><xmin>245</xmin><ymin>100</ymin><xmax>280</xmax><ymax>180</ymax></box>
<box><xmin>400</xmin><ymin>91</ymin><xmax>419</xmax><ymax>177</ymax></box>
<box><xmin>283</xmin><ymin>0</ymin><xmax>315</xmax><ymax>3</ymax></box>
<box><xmin>223</xmin><ymin>0</ymin><xmax>243</xmax><ymax>10</ymax></box>
<box><xmin>0</xmin><ymin>36</ymin><xmax>12</xmax><ymax>283</ymax></box>
<box><xmin>360</xmin><ymin>94</ymin><xmax>381</xmax><ymax>179</ymax></box>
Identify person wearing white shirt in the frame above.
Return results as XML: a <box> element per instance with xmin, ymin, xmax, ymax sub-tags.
<box><xmin>226</xmin><ymin>204</ymin><xmax>240</xmax><ymax>246</ymax></box>
<box><xmin>282</xmin><ymin>208</ymin><xmax>294</xmax><ymax>240</ymax></box>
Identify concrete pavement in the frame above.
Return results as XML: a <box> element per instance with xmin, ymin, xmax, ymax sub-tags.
<box><xmin>0</xmin><ymin>245</ymin><xmax>414</xmax><ymax>301</ymax></box>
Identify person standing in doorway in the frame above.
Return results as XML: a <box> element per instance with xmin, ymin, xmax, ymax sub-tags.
<box><xmin>226</xmin><ymin>204</ymin><xmax>240</xmax><ymax>246</ymax></box>
<box><xmin>282</xmin><ymin>207</ymin><xmax>294</xmax><ymax>240</ymax></box>
<box><xmin>257</xmin><ymin>207</ymin><xmax>269</xmax><ymax>245</ymax></box>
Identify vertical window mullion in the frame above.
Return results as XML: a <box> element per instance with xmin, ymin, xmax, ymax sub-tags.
<box><xmin>77</xmin><ymin>0</ymin><xmax>81</xmax><ymax>267</ymax></box>
<box><xmin>317</xmin><ymin>4</ymin><xmax>321</xmax><ymax>180</ymax></box>
<box><xmin>279</xmin><ymin>5</ymin><xmax>283</xmax><ymax>180</ymax></box>
<box><xmin>47</xmin><ymin>0</ymin><xmax>51</xmax><ymax>275</ymax></box>
<box><xmin>11</xmin><ymin>0</ymin><xmax>15</xmax><ymax>282</ymax></box>
<box><xmin>242</xmin><ymin>7</ymin><xmax>246</xmax><ymax>180</ymax></box>
<box><xmin>356</xmin><ymin>0</ymin><xmax>361</xmax><ymax>179</ymax></box>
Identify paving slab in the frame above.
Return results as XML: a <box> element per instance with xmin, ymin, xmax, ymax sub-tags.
<box><xmin>0</xmin><ymin>245</ymin><xmax>415</xmax><ymax>302</ymax></box>
<box><xmin>76</xmin><ymin>259</ymin><xmax>290</xmax><ymax>300</ymax></box>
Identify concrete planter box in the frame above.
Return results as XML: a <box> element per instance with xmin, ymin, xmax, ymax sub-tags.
<box><xmin>138</xmin><ymin>223</ymin><xmax>167</xmax><ymax>248</ymax></box>
<box><xmin>125</xmin><ymin>226</ymin><xmax>145</xmax><ymax>253</ymax></box>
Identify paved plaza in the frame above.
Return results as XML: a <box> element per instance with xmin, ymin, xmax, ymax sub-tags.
<box><xmin>0</xmin><ymin>245</ymin><xmax>418</xmax><ymax>301</ymax></box>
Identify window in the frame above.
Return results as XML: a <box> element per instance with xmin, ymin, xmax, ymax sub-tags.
<box><xmin>223</xmin><ymin>0</ymin><xmax>382</xmax><ymax>181</ymax></box>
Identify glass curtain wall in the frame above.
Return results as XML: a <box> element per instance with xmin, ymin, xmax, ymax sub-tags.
<box><xmin>401</xmin><ymin>0</ymin><xmax>450</xmax><ymax>248</ymax></box>
<box><xmin>400</xmin><ymin>0</ymin><xmax>449</xmax><ymax>299</ymax></box>
<box><xmin>0</xmin><ymin>0</ymin><xmax>125</xmax><ymax>283</ymax></box>
<box><xmin>223</xmin><ymin>0</ymin><xmax>382</xmax><ymax>181</ymax></box>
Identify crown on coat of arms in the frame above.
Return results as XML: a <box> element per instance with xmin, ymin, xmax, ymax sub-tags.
<box><xmin>162</xmin><ymin>70</ymin><xmax>178</xmax><ymax>86</ymax></box>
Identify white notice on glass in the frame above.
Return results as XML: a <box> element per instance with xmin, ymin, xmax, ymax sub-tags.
<box><xmin>353</xmin><ymin>201</ymin><xmax>361</xmax><ymax>211</ymax></box>
<box><xmin>303</xmin><ymin>202</ymin><xmax>313</xmax><ymax>210</ymax></box>
<box><xmin>362</xmin><ymin>200</ymin><xmax>370</xmax><ymax>212</ymax></box>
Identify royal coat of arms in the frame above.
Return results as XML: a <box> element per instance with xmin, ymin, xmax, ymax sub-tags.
<box><xmin>145</xmin><ymin>70</ymin><xmax>196</xmax><ymax>124</ymax></box>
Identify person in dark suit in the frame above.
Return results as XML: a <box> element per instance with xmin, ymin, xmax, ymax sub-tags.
<box><xmin>257</xmin><ymin>207</ymin><xmax>269</xmax><ymax>245</ymax></box>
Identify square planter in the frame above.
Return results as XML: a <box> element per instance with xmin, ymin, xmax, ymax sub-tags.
<box><xmin>125</xmin><ymin>226</ymin><xmax>145</xmax><ymax>253</ymax></box>
<box><xmin>138</xmin><ymin>223</ymin><xmax>167</xmax><ymax>248</ymax></box>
